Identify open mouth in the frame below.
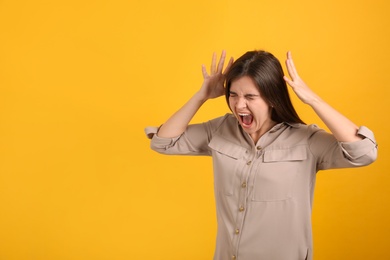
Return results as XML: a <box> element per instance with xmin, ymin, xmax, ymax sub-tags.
<box><xmin>238</xmin><ymin>113</ymin><xmax>253</xmax><ymax>127</ymax></box>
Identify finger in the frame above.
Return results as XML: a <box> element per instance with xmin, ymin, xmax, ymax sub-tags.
<box><xmin>288</xmin><ymin>54</ymin><xmax>299</xmax><ymax>77</ymax></box>
<box><xmin>285</xmin><ymin>59</ymin><xmax>295</xmax><ymax>80</ymax></box>
<box><xmin>285</xmin><ymin>51</ymin><xmax>294</xmax><ymax>78</ymax></box>
<box><xmin>283</xmin><ymin>75</ymin><xmax>294</xmax><ymax>87</ymax></box>
<box><xmin>210</xmin><ymin>52</ymin><xmax>217</xmax><ymax>74</ymax></box>
<box><xmin>202</xmin><ymin>64</ymin><xmax>209</xmax><ymax>78</ymax></box>
<box><xmin>285</xmin><ymin>51</ymin><xmax>299</xmax><ymax>79</ymax></box>
<box><xmin>216</xmin><ymin>50</ymin><xmax>226</xmax><ymax>73</ymax></box>
<box><xmin>223</xmin><ymin>57</ymin><xmax>234</xmax><ymax>74</ymax></box>
<box><xmin>287</xmin><ymin>50</ymin><xmax>292</xmax><ymax>60</ymax></box>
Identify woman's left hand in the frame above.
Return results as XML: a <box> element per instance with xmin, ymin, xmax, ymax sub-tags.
<box><xmin>283</xmin><ymin>51</ymin><xmax>363</xmax><ymax>142</ymax></box>
<box><xmin>283</xmin><ymin>51</ymin><xmax>320</xmax><ymax>105</ymax></box>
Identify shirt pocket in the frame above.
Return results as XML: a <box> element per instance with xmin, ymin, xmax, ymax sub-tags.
<box><xmin>209</xmin><ymin>135</ymin><xmax>246</xmax><ymax>196</ymax></box>
<box><xmin>252</xmin><ymin>145</ymin><xmax>307</xmax><ymax>202</ymax></box>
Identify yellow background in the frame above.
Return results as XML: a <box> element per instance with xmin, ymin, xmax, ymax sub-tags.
<box><xmin>0</xmin><ymin>0</ymin><xmax>389</xmax><ymax>259</ymax></box>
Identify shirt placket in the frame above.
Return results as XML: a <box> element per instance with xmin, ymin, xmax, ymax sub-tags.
<box><xmin>231</xmin><ymin>148</ymin><xmax>258</xmax><ymax>260</ymax></box>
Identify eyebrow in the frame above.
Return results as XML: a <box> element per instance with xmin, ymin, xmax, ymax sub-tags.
<box><xmin>229</xmin><ymin>91</ymin><xmax>260</xmax><ymax>97</ymax></box>
<box><xmin>244</xmin><ymin>94</ymin><xmax>260</xmax><ymax>97</ymax></box>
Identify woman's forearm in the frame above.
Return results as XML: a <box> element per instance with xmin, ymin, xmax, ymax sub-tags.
<box><xmin>309</xmin><ymin>96</ymin><xmax>362</xmax><ymax>142</ymax></box>
<box><xmin>156</xmin><ymin>92</ymin><xmax>207</xmax><ymax>138</ymax></box>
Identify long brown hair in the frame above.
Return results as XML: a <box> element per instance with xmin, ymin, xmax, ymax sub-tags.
<box><xmin>225</xmin><ymin>50</ymin><xmax>305</xmax><ymax>124</ymax></box>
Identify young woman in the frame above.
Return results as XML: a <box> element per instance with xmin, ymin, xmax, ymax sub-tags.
<box><xmin>145</xmin><ymin>50</ymin><xmax>377</xmax><ymax>260</ymax></box>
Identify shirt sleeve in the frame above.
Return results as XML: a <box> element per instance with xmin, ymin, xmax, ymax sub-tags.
<box><xmin>144</xmin><ymin>115</ymin><xmax>228</xmax><ymax>156</ymax></box>
<box><xmin>308</xmin><ymin>125</ymin><xmax>378</xmax><ymax>170</ymax></box>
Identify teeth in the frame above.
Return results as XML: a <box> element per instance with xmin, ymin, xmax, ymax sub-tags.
<box><xmin>238</xmin><ymin>113</ymin><xmax>250</xmax><ymax>116</ymax></box>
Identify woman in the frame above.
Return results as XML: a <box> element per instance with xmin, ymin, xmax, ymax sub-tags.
<box><xmin>145</xmin><ymin>50</ymin><xmax>377</xmax><ymax>260</ymax></box>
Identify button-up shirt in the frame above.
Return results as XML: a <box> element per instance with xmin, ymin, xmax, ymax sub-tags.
<box><xmin>145</xmin><ymin>114</ymin><xmax>377</xmax><ymax>260</ymax></box>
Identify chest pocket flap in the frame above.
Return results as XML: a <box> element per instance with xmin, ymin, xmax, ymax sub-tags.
<box><xmin>264</xmin><ymin>145</ymin><xmax>307</xmax><ymax>162</ymax></box>
<box><xmin>208</xmin><ymin>135</ymin><xmax>246</xmax><ymax>159</ymax></box>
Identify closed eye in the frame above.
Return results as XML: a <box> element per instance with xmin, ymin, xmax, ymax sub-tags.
<box><xmin>229</xmin><ymin>92</ymin><xmax>238</xmax><ymax>97</ymax></box>
<box><xmin>229</xmin><ymin>91</ymin><xmax>259</xmax><ymax>100</ymax></box>
<box><xmin>245</xmin><ymin>94</ymin><xmax>259</xmax><ymax>100</ymax></box>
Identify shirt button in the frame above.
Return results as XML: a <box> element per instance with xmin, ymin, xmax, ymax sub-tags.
<box><xmin>246</xmin><ymin>161</ymin><xmax>252</xmax><ymax>165</ymax></box>
<box><xmin>235</xmin><ymin>229</ymin><xmax>240</xmax><ymax>234</ymax></box>
<box><xmin>239</xmin><ymin>206</ymin><xmax>245</xmax><ymax>212</ymax></box>
<box><xmin>241</xmin><ymin>182</ymin><xmax>247</xmax><ymax>188</ymax></box>
<box><xmin>232</xmin><ymin>255</ymin><xmax>236</xmax><ymax>260</ymax></box>
<box><xmin>256</xmin><ymin>146</ymin><xmax>262</xmax><ymax>150</ymax></box>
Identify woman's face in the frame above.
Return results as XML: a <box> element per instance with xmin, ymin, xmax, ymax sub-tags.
<box><xmin>228</xmin><ymin>76</ymin><xmax>274</xmax><ymax>142</ymax></box>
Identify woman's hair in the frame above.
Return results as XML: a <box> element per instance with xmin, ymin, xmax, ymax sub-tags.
<box><xmin>225</xmin><ymin>50</ymin><xmax>305</xmax><ymax>124</ymax></box>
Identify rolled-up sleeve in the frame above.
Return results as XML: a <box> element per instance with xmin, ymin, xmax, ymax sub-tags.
<box><xmin>145</xmin><ymin>115</ymin><xmax>228</xmax><ymax>156</ymax></box>
<box><xmin>309</xmin><ymin>125</ymin><xmax>378</xmax><ymax>170</ymax></box>
<box><xmin>340</xmin><ymin>126</ymin><xmax>377</xmax><ymax>163</ymax></box>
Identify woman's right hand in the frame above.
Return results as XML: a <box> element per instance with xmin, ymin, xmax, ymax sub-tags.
<box><xmin>156</xmin><ymin>51</ymin><xmax>233</xmax><ymax>138</ymax></box>
<box><xmin>198</xmin><ymin>50</ymin><xmax>234</xmax><ymax>100</ymax></box>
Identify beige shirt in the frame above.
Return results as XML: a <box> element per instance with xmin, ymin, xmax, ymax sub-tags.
<box><xmin>146</xmin><ymin>114</ymin><xmax>377</xmax><ymax>260</ymax></box>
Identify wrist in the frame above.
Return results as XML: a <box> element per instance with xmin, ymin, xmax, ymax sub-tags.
<box><xmin>306</xmin><ymin>94</ymin><xmax>322</xmax><ymax>107</ymax></box>
<box><xmin>194</xmin><ymin>90</ymin><xmax>209</xmax><ymax>103</ymax></box>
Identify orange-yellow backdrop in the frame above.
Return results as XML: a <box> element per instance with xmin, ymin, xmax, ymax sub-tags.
<box><xmin>0</xmin><ymin>0</ymin><xmax>389</xmax><ymax>259</ymax></box>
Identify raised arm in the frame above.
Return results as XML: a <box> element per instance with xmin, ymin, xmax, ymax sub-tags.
<box><xmin>283</xmin><ymin>51</ymin><xmax>362</xmax><ymax>142</ymax></box>
<box><xmin>157</xmin><ymin>51</ymin><xmax>233</xmax><ymax>138</ymax></box>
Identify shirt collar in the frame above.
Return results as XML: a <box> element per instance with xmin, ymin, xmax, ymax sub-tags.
<box><xmin>269</xmin><ymin>122</ymin><xmax>301</xmax><ymax>133</ymax></box>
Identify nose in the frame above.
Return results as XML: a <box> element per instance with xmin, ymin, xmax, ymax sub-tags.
<box><xmin>236</xmin><ymin>97</ymin><xmax>247</xmax><ymax>109</ymax></box>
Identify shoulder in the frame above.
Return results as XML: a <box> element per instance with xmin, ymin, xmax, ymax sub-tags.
<box><xmin>205</xmin><ymin>113</ymin><xmax>237</xmax><ymax>131</ymax></box>
<box><xmin>277</xmin><ymin>123</ymin><xmax>331</xmax><ymax>144</ymax></box>
<box><xmin>207</xmin><ymin>113</ymin><xmax>236</xmax><ymax>124</ymax></box>
<box><xmin>286</xmin><ymin>123</ymin><xmax>325</xmax><ymax>134</ymax></box>
<box><xmin>205</xmin><ymin>113</ymin><xmax>244</xmax><ymax>145</ymax></box>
